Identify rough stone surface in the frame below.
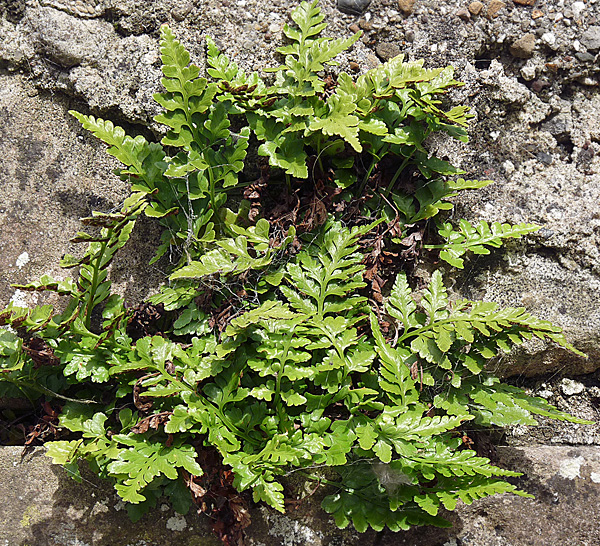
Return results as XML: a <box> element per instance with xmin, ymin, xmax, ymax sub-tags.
<box><xmin>456</xmin><ymin>7</ymin><xmax>470</xmax><ymax>22</ymax></box>
<box><xmin>581</xmin><ymin>25</ymin><xmax>600</xmax><ymax>52</ymax></box>
<box><xmin>396</xmin><ymin>0</ymin><xmax>415</xmax><ymax>16</ymax></box>
<box><xmin>337</xmin><ymin>0</ymin><xmax>371</xmax><ymax>15</ymax></box>
<box><xmin>486</xmin><ymin>0</ymin><xmax>505</xmax><ymax>19</ymax></box>
<box><xmin>468</xmin><ymin>1</ymin><xmax>483</xmax><ymax>16</ymax></box>
<box><xmin>0</xmin><ymin>447</ymin><xmax>221</xmax><ymax>546</ymax></box>
<box><xmin>375</xmin><ymin>41</ymin><xmax>401</xmax><ymax>60</ymax></box>
<box><xmin>0</xmin><ymin>73</ymin><xmax>165</xmax><ymax>309</ymax></box>
<box><xmin>509</xmin><ymin>33</ymin><xmax>536</xmax><ymax>58</ymax></box>
<box><xmin>2</xmin><ymin>445</ymin><xmax>600</xmax><ymax>545</ymax></box>
<box><xmin>504</xmin><ymin>371</ymin><xmax>600</xmax><ymax>446</ymax></box>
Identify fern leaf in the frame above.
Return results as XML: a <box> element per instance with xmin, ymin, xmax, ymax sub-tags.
<box><xmin>170</xmin><ymin>237</ymin><xmax>271</xmax><ymax>280</ymax></box>
<box><xmin>371</xmin><ymin>314</ymin><xmax>419</xmax><ymax>409</ymax></box>
<box><xmin>225</xmin><ymin>301</ymin><xmax>300</xmax><ymax>336</ymax></box>
<box><xmin>414</xmin><ymin>476</ymin><xmax>525</xmax><ymax>516</ymax></box>
<box><xmin>206</xmin><ymin>36</ymin><xmax>267</xmax><ymax>99</ymax></box>
<box><xmin>154</xmin><ymin>26</ymin><xmax>218</xmax><ymax>149</ymax></box>
<box><xmin>108</xmin><ymin>435</ymin><xmax>202</xmax><ymax>503</ymax></box>
<box><xmin>283</xmin><ymin>221</ymin><xmax>374</xmax><ymax>317</ymax></box>
<box><xmin>432</xmin><ymin>219</ymin><xmax>540</xmax><ymax>268</ymax></box>
<box><xmin>248</xmin><ymin>114</ymin><xmax>309</xmax><ymax>178</ymax></box>
<box><xmin>385</xmin><ymin>272</ymin><xmax>420</xmax><ymax>330</ymax></box>
<box><xmin>308</xmin><ymin>94</ymin><xmax>361</xmax><ymax>152</ymax></box>
<box><xmin>252</xmin><ymin>477</ymin><xmax>285</xmax><ymax>512</ymax></box>
<box><xmin>484</xmin><ymin>383</ymin><xmax>593</xmax><ymax>425</ymax></box>
<box><xmin>422</xmin><ymin>270</ymin><xmax>449</xmax><ymax>323</ymax></box>
<box><xmin>288</xmin><ymin>0</ymin><xmax>326</xmax><ymax>42</ymax></box>
<box><xmin>70</xmin><ymin>112</ymin><xmax>149</xmax><ymax>173</ymax></box>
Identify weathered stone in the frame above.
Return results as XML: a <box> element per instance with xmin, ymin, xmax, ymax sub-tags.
<box><xmin>542</xmin><ymin>31</ymin><xmax>557</xmax><ymax>48</ymax></box>
<box><xmin>38</xmin><ymin>0</ymin><xmax>107</xmax><ymax>18</ymax></box>
<box><xmin>541</xmin><ymin>113</ymin><xmax>572</xmax><ymax>141</ymax></box>
<box><xmin>560</xmin><ymin>377</ymin><xmax>585</xmax><ymax>396</ymax></box>
<box><xmin>576</xmin><ymin>51</ymin><xmax>596</xmax><ymax>62</ymax></box>
<box><xmin>375</xmin><ymin>42</ymin><xmax>401</xmax><ymax>60</ymax></box>
<box><xmin>397</xmin><ymin>0</ymin><xmax>416</xmax><ymax>16</ymax></box>
<box><xmin>456</xmin><ymin>7</ymin><xmax>470</xmax><ymax>21</ymax></box>
<box><xmin>337</xmin><ymin>0</ymin><xmax>371</xmax><ymax>15</ymax></box>
<box><xmin>0</xmin><ymin>447</ymin><xmax>222</xmax><ymax>546</ymax></box>
<box><xmin>513</xmin><ymin>0</ymin><xmax>536</xmax><ymax>5</ymax></box>
<box><xmin>28</xmin><ymin>7</ymin><xmax>107</xmax><ymax>67</ymax></box>
<box><xmin>581</xmin><ymin>26</ymin><xmax>600</xmax><ymax>52</ymax></box>
<box><xmin>358</xmin><ymin>18</ymin><xmax>374</xmax><ymax>30</ymax></box>
<box><xmin>0</xmin><ymin>73</ymin><xmax>165</xmax><ymax>309</ymax></box>
<box><xmin>468</xmin><ymin>1</ymin><xmax>483</xmax><ymax>15</ymax></box>
<box><xmin>171</xmin><ymin>1</ymin><xmax>193</xmax><ymax>21</ymax></box>
<box><xmin>487</xmin><ymin>0</ymin><xmax>505</xmax><ymax>19</ymax></box>
<box><xmin>2</xmin><ymin>446</ymin><xmax>600</xmax><ymax>545</ymax></box>
<box><xmin>520</xmin><ymin>63</ymin><xmax>537</xmax><ymax>80</ymax></box>
<box><xmin>572</xmin><ymin>1</ymin><xmax>586</xmax><ymax>19</ymax></box>
<box><xmin>510</xmin><ymin>33</ymin><xmax>536</xmax><ymax>58</ymax></box>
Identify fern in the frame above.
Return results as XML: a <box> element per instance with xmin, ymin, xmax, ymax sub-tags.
<box><xmin>273</xmin><ymin>0</ymin><xmax>360</xmax><ymax>96</ymax></box>
<box><xmin>1</xmin><ymin>4</ymin><xmax>591</xmax><ymax>541</ymax></box>
<box><xmin>170</xmin><ymin>219</ymin><xmax>294</xmax><ymax>280</ymax></box>
<box><xmin>427</xmin><ymin>219</ymin><xmax>541</xmax><ymax>268</ymax></box>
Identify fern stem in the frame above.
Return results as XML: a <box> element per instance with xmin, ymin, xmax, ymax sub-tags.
<box><xmin>358</xmin><ymin>155</ymin><xmax>379</xmax><ymax>196</ymax></box>
<box><xmin>274</xmin><ymin>335</ymin><xmax>294</xmax><ymax>433</ymax></box>
<box><xmin>83</xmin><ymin>238</ymin><xmax>109</xmax><ymax>329</ymax></box>
<box><xmin>383</xmin><ymin>154</ymin><xmax>412</xmax><ymax>199</ymax></box>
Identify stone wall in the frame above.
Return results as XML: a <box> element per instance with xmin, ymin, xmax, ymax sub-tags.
<box><xmin>0</xmin><ymin>0</ymin><xmax>599</xmax><ymax>543</ymax></box>
<box><xmin>1</xmin><ymin>445</ymin><xmax>599</xmax><ymax>545</ymax></box>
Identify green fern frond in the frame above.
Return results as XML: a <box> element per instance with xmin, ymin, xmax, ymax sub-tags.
<box><xmin>108</xmin><ymin>435</ymin><xmax>202</xmax><ymax>503</ymax></box>
<box><xmin>206</xmin><ymin>36</ymin><xmax>267</xmax><ymax>101</ymax></box>
<box><xmin>154</xmin><ymin>26</ymin><xmax>218</xmax><ymax>150</ymax></box>
<box><xmin>428</xmin><ymin>219</ymin><xmax>541</xmax><ymax>268</ymax></box>
<box><xmin>170</xmin><ymin>221</ymin><xmax>294</xmax><ymax>281</ymax></box>
<box><xmin>281</xmin><ymin>221</ymin><xmax>375</xmax><ymax>317</ymax></box>
<box><xmin>70</xmin><ymin>112</ymin><xmax>149</xmax><ymax>174</ymax></box>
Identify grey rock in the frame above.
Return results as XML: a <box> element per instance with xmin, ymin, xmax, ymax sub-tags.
<box><xmin>575</xmin><ymin>51</ymin><xmax>596</xmax><ymax>62</ymax></box>
<box><xmin>337</xmin><ymin>0</ymin><xmax>371</xmax><ymax>15</ymax></box>
<box><xmin>541</xmin><ymin>31</ymin><xmax>557</xmax><ymax>48</ymax></box>
<box><xmin>561</xmin><ymin>377</ymin><xmax>586</xmax><ymax>396</ymax></box>
<box><xmin>456</xmin><ymin>7</ymin><xmax>470</xmax><ymax>21</ymax></box>
<box><xmin>0</xmin><ymin>447</ymin><xmax>222</xmax><ymax>546</ymax></box>
<box><xmin>375</xmin><ymin>42</ymin><xmax>401</xmax><ymax>61</ymax></box>
<box><xmin>541</xmin><ymin>113</ymin><xmax>572</xmax><ymax>141</ymax></box>
<box><xmin>28</xmin><ymin>7</ymin><xmax>106</xmax><ymax>68</ymax></box>
<box><xmin>537</xmin><ymin>150</ymin><xmax>553</xmax><ymax>165</ymax></box>
<box><xmin>581</xmin><ymin>25</ymin><xmax>600</xmax><ymax>52</ymax></box>
<box><xmin>0</xmin><ymin>73</ymin><xmax>164</xmax><ymax>309</ymax></box>
<box><xmin>521</xmin><ymin>63</ymin><xmax>537</xmax><ymax>80</ymax></box>
<box><xmin>38</xmin><ymin>0</ymin><xmax>108</xmax><ymax>18</ymax></box>
<box><xmin>510</xmin><ymin>33</ymin><xmax>536</xmax><ymax>58</ymax></box>
<box><xmin>171</xmin><ymin>1</ymin><xmax>193</xmax><ymax>22</ymax></box>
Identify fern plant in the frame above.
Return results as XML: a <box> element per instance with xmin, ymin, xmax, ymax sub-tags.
<box><xmin>206</xmin><ymin>0</ymin><xmax>487</xmax><ymax>227</ymax></box>
<box><xmin>0</xmin><ymin>1</ymin><xmax>591</xmax><ymax>542</ymax></box>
